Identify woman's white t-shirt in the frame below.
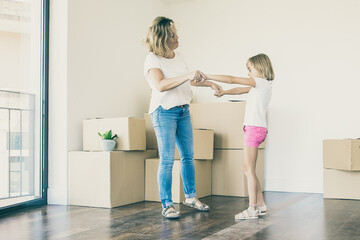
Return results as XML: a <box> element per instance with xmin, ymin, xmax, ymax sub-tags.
<box><xmin>243</xmin><ymin>77</ymin><xmax>273</xmax><ymax>128</ymax></box>
<box><xmin>144</xmin><ymin>51</ymin><xmax>192</xmax><ymax>113</ymax></box>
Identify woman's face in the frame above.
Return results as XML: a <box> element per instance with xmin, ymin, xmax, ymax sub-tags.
<box><xmin>167</xmin><ymin>25</ymin><xmax>179</xmax><ymax>51</ymax></box>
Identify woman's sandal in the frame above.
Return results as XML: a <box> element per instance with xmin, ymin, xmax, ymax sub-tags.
<box><xmin>234</xmin><ymin>206</ymin><xmax>259</xmax><ymax>220</ymax></box>
<box><xmin>162</xmin><ymin>206</ymin><xmax>181</xmax><ymax>219</ymax></box>
<box><xmin>258</xmin><ymin>205</ymin><xmax>267</xmax><ymax>216</ymax></box>
<box><xmin>182</xmin><ymin>199</ymin><xmax>210</xmax><ymax>212</ymax></box>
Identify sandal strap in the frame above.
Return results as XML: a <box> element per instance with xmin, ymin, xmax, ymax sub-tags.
<box><xmin>243</xmin><ymin>209</ymin><xmax>251</xmax><ymax>218</ymax></box>
<box><xmin>163</xmin><ymin>206</ymin><xmax>177</xmax><ymax>215</ymax></box>
<box><xmin>235</xmin><ymin>210</ymin><xmax>248</xmax><ymax>219</ymax></box>
<box><xmin>165</xmin><ymin>210</ymin><xmax>177</xmax><ymax>216</ymax></box>
<box><xmin>258</xmin><ymin>205</ymin><xmax>267</xmax><ymax>213</ymax></box>
<box><xmin>198</xmin><ymin>202</ymin><xmax>208</xmax><ymax>211</ymax></box>
<box><xmin>247</xmin><ymin>207</ymin><xmax>257</xmax><ymax>216</ymax></box>
<box><xmin>236</xmin><ymin>207</ymin><xmax>257</xmax><ymax>219</ymax></box>
<box><xmin>190</xmin><ymin>199</ymin><xmax>208</xmax><ymax>210</ymax></box>
<box><xmin>189</xmin><ymin>199</ymin><xmax>198</xmax><ymax>208</ymax></box>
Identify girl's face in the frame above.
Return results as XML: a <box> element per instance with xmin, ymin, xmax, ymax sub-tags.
<box><xmin>167</xmin><ymin>25</ymin><xmax>179</xmax><ymax>51</ymax></box>
<box><xmin>247</xmin><ymin>62</ymin><xmax>260</xmax><ymax>78</ymax></box>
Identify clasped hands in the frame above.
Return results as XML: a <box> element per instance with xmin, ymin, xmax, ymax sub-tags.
<box><xmin>189</xmin><ymin>70</ymin><xmax>224</xmax><ymax>97</ymax></box>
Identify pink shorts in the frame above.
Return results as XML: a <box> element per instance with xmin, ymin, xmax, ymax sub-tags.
<box><xmin>243</xmin><ymin>125</ymin><xmax>268</xmax><ymax>147</ymax></box>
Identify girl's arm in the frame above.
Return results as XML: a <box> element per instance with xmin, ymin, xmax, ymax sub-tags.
<box><xmin>215</xmin><ymin>87</ymin><xmax>251</xmax><ymax>97</ymax></box>
<box><xmin>148</xmin><ymin>68</ymin><xmax>200</xmax><ymax>92</ymax></box>
<box><xmin>206</xmin><ymin>74</ymin><xmax>256</xmax><ymax>87</ymax></box>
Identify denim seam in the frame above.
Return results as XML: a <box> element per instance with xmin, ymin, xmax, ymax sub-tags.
<box><xmin>155</xmin><ymin>110</ymin><xmax>172</xmax><ymax>208</ymax></box>
<box><xmin>180</xmin><ymin>111</ymin><xmax>196</xmax><ymax>198</ymax></box>
<box><xmin>178</xmin><ymin>126</ymin><xmax>189</xmax><ymax>196</ymax></box>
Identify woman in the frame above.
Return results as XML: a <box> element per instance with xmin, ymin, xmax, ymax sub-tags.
<box><xmin>144</xmin><ymin>16</ymin><xmax>221</xmax><ymax>219</ymax></box>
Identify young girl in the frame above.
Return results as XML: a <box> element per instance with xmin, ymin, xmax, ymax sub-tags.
<box><xmin>202</xmin><ymin>53</ymin><xmax>274</xmax><ymax>220</ymax></box>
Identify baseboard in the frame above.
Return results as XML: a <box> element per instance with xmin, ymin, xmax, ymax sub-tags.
<box><xmin>264</xmin><ymin>177</ymin><xmax>323</xmax><ymax>193</ymax></box>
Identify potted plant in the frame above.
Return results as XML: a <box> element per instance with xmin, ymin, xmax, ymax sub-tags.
<box><xmin>98</xmin><ymin>130</ymin><xmax>118</xmax><ymax>151</ymax></box>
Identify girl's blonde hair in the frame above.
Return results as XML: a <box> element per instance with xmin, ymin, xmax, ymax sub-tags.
<box><xmin>247</xmin><ymin>54</ymin><xmax>275</xmax><ymax>81</ymax></box>
<box><xmin>145</xmin><ymin>16</ymin><xmax>174</xmax><ymax>57</ymax></box>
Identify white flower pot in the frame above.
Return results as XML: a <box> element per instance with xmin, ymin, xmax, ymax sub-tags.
<box><xmin>100</xmin><ymin>139</ymin><xmax>116</xmax><ymax>151</ymax></box>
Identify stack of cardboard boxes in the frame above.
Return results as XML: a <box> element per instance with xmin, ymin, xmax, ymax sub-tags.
<box><xmin>69</xmin><ymin>101</ymin><xmax>265</xmax><ymax>208</ymax></box>
<box><xmin>144</xmin><ymin>113</ymin><xmax>214</xmax><ymax>203</ymax></box>
<box><xmin>323</xmin><ymin>139</ymin><xmax>360</xmax><ymax>200</ymax></box>
<box><xmin>69</xmin><ymin>117</ymin><xmax>157</xmax><ymax>208</ymax></box>
<box><xmin>190</xmin><ymin>102</ymin><xmax>265</xmax><ymax>197</ymax></box>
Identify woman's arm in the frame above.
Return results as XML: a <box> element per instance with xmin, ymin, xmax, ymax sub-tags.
<box><xmin>190</xmin><ymin>80</ymin><xmax>223</xmax><ymax>92</ymax></box>
<box><xmin>215</xmin><ymin>87</ymin><xmax>251</xmax><ymax>97</ymax></box>
<box><xmin>148</xmin><ymin>68</ymin><xmax>200</xmax><ymax>92</ymax></box>
<box><xmin>206</xmin><ymin>74</ymin><xmax>256</xmax><ymax>87</ymax></box>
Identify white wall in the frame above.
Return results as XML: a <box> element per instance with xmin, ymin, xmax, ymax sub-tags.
<box><xmin>49</xmin><ymin>0</ymin><xmax>360</xmax><ymax>204</ymax></box>
<box><xmin>67</xmin><ymin>0</ymin><xmax>167</xmax><ymax>151</ymax></box>
<box><xmin>48</xmin><ymin>0</ymin><xmax>68</xmax><ymax>204</ymax></box>
<box><xmin>168</xmin><ymin>0</ymin><xmax>360</xmax><ymax>193</ymax></box>
<box><xmin>49</xmin><ymin>0</ymin><xmax>167</xmax><ymax>204</ymax></box>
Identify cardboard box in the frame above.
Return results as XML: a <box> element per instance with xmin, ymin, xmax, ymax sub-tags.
<box><xmin>145</xmin><ymin>158</ymin><xmax>212</xmax><ymax>203</ymax></box>
<box><xmin>323</xmin><ymin>168</ymin><xmax>360</xmax><ymax>200</ymax></box>
<box><xmin>190</xmin><ymin>102</ymin><xmax>265</xmax><ymax>149</ymax></box>
<box><xmin>144</xmin><ymin>113</ymin><xmax>158</xmax><ymax>149</ymax></box>
<box><xmin>69</xmin><ymin>150</ymin><xmax>157</xmax><ymax>208</ymax></box>
<box><xmin>174</xmin><ymin>129</ymin><xmax>214</xmax><ymax>160</ymax></box>
<box><xmin>211</xmin><ymin>149</ymin><xmax>264</xmax><ymax>197</ymax></box>
<box><xmin>323</xmin><ymin>139</ymin><xmax>360</xmax><ymax>171</ymax></box>
<box><xmin>83</xmin><ymin>117</ymin><xmax>146</xmax><ymax>151</ymax></box>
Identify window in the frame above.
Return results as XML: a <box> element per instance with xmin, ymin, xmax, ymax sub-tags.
<box><xmin>0</xmin><ymin>0</ymin><xmax>49</xmax><ymax>211</ymax></box>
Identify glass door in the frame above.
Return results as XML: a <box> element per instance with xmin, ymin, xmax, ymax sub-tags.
<box><xmin>0</xmin><ymin>0</ymin><xmax>48</xmax><ymax>210</ymax></box>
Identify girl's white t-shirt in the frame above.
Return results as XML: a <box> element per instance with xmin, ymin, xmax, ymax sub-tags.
<box><xmin>144</xmin><ymin>51</ymin><xmax>192</xmax><ymax>113</ymax></box>
<box><xmin>243</xmin><ymin>77</ymin><xmax>273</xmax><ymax>128</ymax></box>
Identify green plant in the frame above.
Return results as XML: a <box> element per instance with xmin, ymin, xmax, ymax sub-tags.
<box><xmin>98</xmin><ymin>130</ymin><xmax>117</xmax><ymax>140</ymax></box>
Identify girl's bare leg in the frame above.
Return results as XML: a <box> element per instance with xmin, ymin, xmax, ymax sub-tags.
<box><xmin>256</xmin><ymin>176</ymin><xmax>265</xmax><ymax>206</ymax></box>
<box><xmin>243</xmin><ymin>145</ymin><xmax>259</xmax><ymax>206</ymax></box>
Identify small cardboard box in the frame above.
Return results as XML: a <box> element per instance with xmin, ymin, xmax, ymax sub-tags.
<box><xmin>190</xmin><ymin>102</ymin><xmax>265</xmax><ymax>149</ymax></box>
<box><xmin>323</xmin><ymin>139</ymin><xmax>360</xmax><ymax>171</ymax></box>
<box><xmin>83</xmin><ymin>117</ymin><xmax>146</xmax><ymax>151</ymax></box>
<box><xmin>145</xmin><ymin>158</ymin><xmax>212</xmax><ymax>203</ymax></box>
<box><xmin>323</xmin><ymin>168</ymin><xmax>360</xmax><ymax>200</ymax></box>
<box><xmin>175</xmin><ymin>129</ymin><xmax>214</xmax><ymax>160</ymax></box>
<box><xmin>69</xmin><ymin>150</ymin><xmax>157</xmax><ymax>208</ymax></box>
<box><xmin>211</xmin><ymin>149</ymin><xmax>264</xmax><ymax>197</ymax></box>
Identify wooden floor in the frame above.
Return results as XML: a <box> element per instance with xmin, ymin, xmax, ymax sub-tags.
<box><xmin>1</xmin><ymin>192</ymin><xmax>360</xmax><ymax>240</ymax></box>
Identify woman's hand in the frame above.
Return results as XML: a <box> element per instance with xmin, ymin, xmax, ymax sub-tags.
<box><xmin>195</xmin><ymin>72</ymin><xmax>207</xmax><ymax>83</ymax></box>
<box><xmin>187</xmin><ymin>70</ymin><xmax>202</xmax><ymax>82</ymax></box>
<box><xmin>214</xmin><ymin>87</ymin><xmax>250</xmax><ymax>97</ymax></box>
<box><xmin>212</xmin><ymin>83</ymin><xmax>225</xmax><ymax>97</ymax></box>
<box><xmin>214</xmin><ymin>89</ymin><xmax>226</xmax><ymax>97</ymax></box>
<box><xmin>210</xmin><ymin>82</ymin><xmax>222</xmax><ymax>93</ymax></box>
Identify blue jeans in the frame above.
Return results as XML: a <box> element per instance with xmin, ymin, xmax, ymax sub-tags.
<box><xmin>150</xmin><ymin>105</ymin><xmax>197</xmax><ymax>208</ymax></box>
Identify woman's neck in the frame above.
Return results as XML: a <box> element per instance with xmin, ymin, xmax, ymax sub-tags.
<box><xmin>164</xmin><ymin>51</ymin><xmax>175</xmax><ymax>59</ymax></box>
